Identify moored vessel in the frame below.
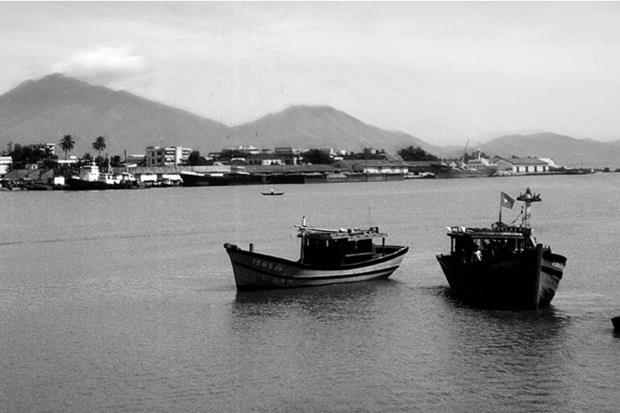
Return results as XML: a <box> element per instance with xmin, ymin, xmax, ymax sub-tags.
<box><xmin>66</xmin><ymin>162</ymin><xmax>138</xmax><ymax>190</ymax></box>
<box><xmin>436</xmin><ymin>188</ymin><xmax>567</xmax><ymax>310</ymax></box>
<box><xmin>180</xmin><ymin>167</ymin><xmax>262</xmax><ymax>186</ymax></box>
<box><xmin>224</xmin><ymin>218</ymin><xmax>409</xmax><ymax>291</ymax></box>
<box><xmin>612</xmin><ymin>316</ymin><xmax>620</xmax><ymax>331</ymax></box>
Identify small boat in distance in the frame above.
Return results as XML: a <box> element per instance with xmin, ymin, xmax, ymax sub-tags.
<box><xmin>612</xmin><ymin>316</ymin><xmax>620</xmax><ymax>331</ymax></box>
<box><xmin>436</xmin><ymin>188</ymin><xmax>567</xmax><ymax>310</ymax></box>
<box><xmin>224</xmin><ymin>217</ymin><xmax>409</xmax><ymax>291</ymax></box>
<box><xmin>261</xmin><ymin>188</ymin><xmax>284</xmax><ymax>196</ymax></box>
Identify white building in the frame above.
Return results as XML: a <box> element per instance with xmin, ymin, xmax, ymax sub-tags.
<box><xmin>0</xmin><ymin>156</ymin><xmax>13</xmax><ymax>176</ymax></box>
<box><xmin>494</xmin><ymin>156</ymin><xmax>550</xmax><ymax>174</ymax></box>
<box><xmin>145</xmin><ymin>146</ymin><xmax>192</xmax><ymax>167</ymax></box>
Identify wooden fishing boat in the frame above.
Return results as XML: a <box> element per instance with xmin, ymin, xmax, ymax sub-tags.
<box><xmin>224</xmin><ymin>218</ymin><xmax>409</xmax><ymax>291</ymax></box>
<box><xmin>436</xmin><ymin>188</ymin><xmax>567</xmax><ymax>310</ymax></box>
<box><xmin>261</xmin><ymin>188</ymin><xmax>284</xmax><ymax>196</ymax></box>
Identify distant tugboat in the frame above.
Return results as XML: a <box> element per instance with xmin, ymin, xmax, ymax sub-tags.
<box><xmin>224</xmin><ymin>217</ymin><xmax>409</xmax><ymax>290</ymax></box>
<box><xmin>66</xmin><ymin>162</ymin><xmax>138</xmax><ymax>190</ymax></box>
<box><xmin>436</xmin><ymin>188</ymin><xmax>567</xmax><ymax>310</ymax></box>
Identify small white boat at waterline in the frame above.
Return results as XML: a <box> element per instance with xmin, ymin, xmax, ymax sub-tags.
<box><xmin>224</xmin><ymin>218</ymin><xmax>409</xmax><ymax>291</ymax></box>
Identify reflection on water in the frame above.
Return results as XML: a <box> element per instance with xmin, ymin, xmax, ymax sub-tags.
<box><xmin>232</xmin><ymin>280</ymin><xmax>398</xmax><ymax>314</ymax></box>
<box><xmin>440</xmin><ymin>297</ymin><xmax>572</xmax><ymax>411</ymax></box>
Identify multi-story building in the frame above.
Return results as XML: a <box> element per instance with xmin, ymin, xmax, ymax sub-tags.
<box><xmin>274</xmin><ymin>147</ymin><xmax>301</xmax><ymax>165</ymax></box>
<box><xmin>145</xmin><ymin>146</ymin><xmax>192</xmax><ymax>167</ymax></box>
<box><xmin>29</xmin><ymin>143</ymin><xmax>56</xmax><ymax>155</ymax></box>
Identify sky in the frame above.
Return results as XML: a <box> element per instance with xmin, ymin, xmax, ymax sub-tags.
<box><xmin>2</xmin><ymin>1</ymin><xmax>620</xmax><ymax>146</ymax></box>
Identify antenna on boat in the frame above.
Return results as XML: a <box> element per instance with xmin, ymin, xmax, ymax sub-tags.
<box><xmin>516</xmin><ymin>187</ymin><xmax>541</xmax><ymax>228</ymax></box>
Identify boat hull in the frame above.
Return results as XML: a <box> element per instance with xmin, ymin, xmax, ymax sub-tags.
<box><xmin>612</xmin><ymin>317</ymin><xmax>620</xmax><ymax>331</ymax></box>
<box><xmin>65</xmin><ymin>178</ymin><xmax>139</xmax><ymax>190</ymax></box>
<box><xmin>224</xmin><ymin>243</ymin><xmax>409</xmax><ymax>291</ymax></box>
<box><xmin>180</xmin><ymin>172</ymin><xmax>263</xmax><ymax>186</ymax></box>
<box><xmin>436</xmin><ymin>244</ymin><xmax>566</xmax><ymax>310</ymax></box>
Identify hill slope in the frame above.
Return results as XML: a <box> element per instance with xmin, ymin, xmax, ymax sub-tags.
<box><xmin>0</xmin><ymin>74</ymin><xmax>231</xmax><ymax>155</ymax></box>
<box><xmin>229</xmin><ymin>105</ymin><xmax>437</xmax><ymax>154</ymax></box>
<box><xmin>0</xmin><ymin>74</ymin><xmax>435</xmax><ymax>156</ymax></box>
<box><xmin>2</xmin><ymin>74</ymin><xmax>619</xmax><ymax>167</ymax></box>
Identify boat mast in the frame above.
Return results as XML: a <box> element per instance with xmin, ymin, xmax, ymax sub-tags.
<box><xmin>517</xmin><ymin>188</ymin><xmax>541</xmax><ymax>228</ymax></box>
<box><xmin>299</xmin><ymin>216</ymin><xmax>307</xmax><ymax>262</ymax></box>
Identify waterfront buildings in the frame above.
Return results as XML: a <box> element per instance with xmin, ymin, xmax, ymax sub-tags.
<box><xmin>494</xmin><ymin>156</ymin><xmax>550</xmax><ymax>174</ymax></box>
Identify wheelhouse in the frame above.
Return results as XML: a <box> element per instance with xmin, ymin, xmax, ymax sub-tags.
<box><xmin>298</xmin><ymin>227</ymin><xmax>387</xmax><ymax>266</ymax></box>
<box><xmin>446</xmin><ymin>224</ymin><xmax>536</xmax><ymax>263</ymax></box>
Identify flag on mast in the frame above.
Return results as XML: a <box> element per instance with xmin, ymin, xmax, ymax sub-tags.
<box><xmin>501</xmin><ymin>192</ymin><xmax>515</xmax><ymax>209</ymax></box>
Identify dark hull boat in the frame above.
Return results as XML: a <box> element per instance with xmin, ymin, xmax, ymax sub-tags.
<box><xmin>180</xmin><ymin>170</ymin><xmax>262</xmax><ymax>186</ymax></box>
<box><xmin>436</xmin><ymin>188</ymin><xmax>567</xmax><ymax>310</ymax></box>
<box><xmin>224</xmin><ymin>218</ymin><xmax>408</xmax><ymax>291</ymax></box>
<box><xmin>612</xmin><ymin>316</ymin><xmax>620</xmax><ymax>331</ymax></box>
<box><xmin>438</xmin><ymin>243</ymin><xmax>566</xmax><ymax>309</ymax></box>
<box><xmin>261</xmin><ymin>189</ymin><xmax>284</xmax><ymax>196</ymax></box>
<box><xmin>66</xmin><ymin>177</ymin><xmax>138</xmax><ymax>190</ymax></box>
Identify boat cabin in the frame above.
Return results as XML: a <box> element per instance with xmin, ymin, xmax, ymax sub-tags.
<box><xmin>446</xmin><ymin>224</ymin><xmax>535</xmax><ymax>263</ymax></box>
<box><xmin>298</xmin><ymin>227</ymin><xmax>386</xmax><ymax>266</ymax></box>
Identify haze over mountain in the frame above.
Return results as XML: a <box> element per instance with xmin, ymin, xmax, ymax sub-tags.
<box><xmin>1</xmin><ymin>73</ymin><xmax>620</xmax><ymax>168</ymax></box>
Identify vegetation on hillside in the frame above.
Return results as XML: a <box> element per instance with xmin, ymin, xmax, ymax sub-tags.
<box><xmin>397</xmin><ymin>146</ymin><xmax>439</xmax><ymax>161</ymax></box>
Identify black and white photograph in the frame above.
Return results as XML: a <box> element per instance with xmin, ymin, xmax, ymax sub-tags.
<box><xmin>1</xmin><ymin>1</ymin><xmax>619</xmax><ymax>411</ymax></box>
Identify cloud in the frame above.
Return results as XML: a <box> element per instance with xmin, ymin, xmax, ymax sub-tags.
<box><xmin>52</xmin><ymin>45</ymin><xmax>147</xmax><ymax>83</ymax></box>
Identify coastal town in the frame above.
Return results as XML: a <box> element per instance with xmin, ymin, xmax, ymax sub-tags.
<box><xmin>0</xmin><ymin>136</ymin><xmax>607</xmax><ymax>190</ymax></box>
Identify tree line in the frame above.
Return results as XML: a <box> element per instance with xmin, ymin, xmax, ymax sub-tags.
<box><xmin>6</xmin><ymin>135</ymin><xmax>121</xmax><ymax>169</ymax></box>
<box><xmin>6</xmin><ymin>135</ymin><xmax>440</xmax><ymax>169</ymax></box>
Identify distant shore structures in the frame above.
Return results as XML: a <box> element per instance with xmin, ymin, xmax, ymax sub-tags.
<box><xmin>0</xmin><ymin>140</ymin><xmax>606</xmax><ymax>190</ymax></box>
<box><xmin>0</xmin><ymin>159</ymin><xmax>601</xmax><ymax>191</ymax></box>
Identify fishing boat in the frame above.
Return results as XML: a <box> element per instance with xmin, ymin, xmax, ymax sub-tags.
<box><xmin>261</xmin><ymin>188</ymin><xmax>284</xmax><ymax>196</ymax></box>
<box><xmin>612</xmin><ymin>316</ymin><xmax>620</xmax><ymax>331</ymax></box>
<box><xmin>436</xmin><ymin>188</ymin><xmax>567</xmax><ymax>310</ymax></box>
<box><xmin>224</xmin><ymin>217</ymin><xmax>409</xmax><ymax>291</ymax></box>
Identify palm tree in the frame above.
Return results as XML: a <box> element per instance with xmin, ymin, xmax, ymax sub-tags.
<box><xmin>59</xmin><ymin>134</ymin><xmax>75</xmax><ymax>160</ymax></box>
<box><xmin>92</xmin><ymin>136</ymin><xmax>106</xmax><ymax>158</ymax></box>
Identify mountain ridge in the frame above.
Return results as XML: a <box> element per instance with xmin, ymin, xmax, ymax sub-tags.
<box><xmin>1</xmin><ymin>73</ymin><xmax>620</xmax><ymax>168</ymax></box>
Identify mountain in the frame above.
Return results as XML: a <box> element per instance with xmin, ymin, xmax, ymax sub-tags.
<box><xmin>479</xmin><ymin>133</ymin><xmax>620</xmax><ymax>168</ymax></box>
<box><xmin>0</xmin><ymin>74</ymin><xmax>230</xmax><ymax>155</ymax></box>
<box><xmin>0</xmin><ymin>74</ymin><xmax>433</xmax><ymax>156</ymax></box>
<box><xmin>229</xmin><ymin>105</ymin><xmax>438</xmax><ymax>154</ymax></box>
<box><xmin>2</xmin><ymin>74</ymin><xmax>620</xmax><ymax>168</ymax></box>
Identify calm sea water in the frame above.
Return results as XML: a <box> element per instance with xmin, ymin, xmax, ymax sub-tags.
<box><xmin>1</xmin><ymin>174</ymin><xmax>619</xmax><ymax>412</ymax></box>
